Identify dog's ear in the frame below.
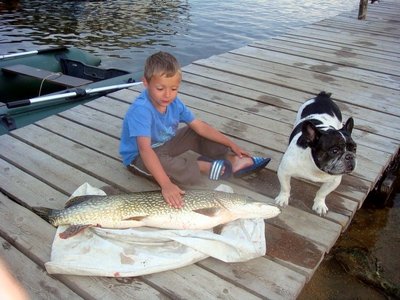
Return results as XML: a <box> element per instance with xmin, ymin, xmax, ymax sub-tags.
<box><xmin>299</xmin><ymin>121</ymin><xmax>321</xmax><ymax>147</ymax></box>
<box><xmin>343</xmin><ymin>117</ymin><xmax>354</xmax><ymax>134</ymax></box>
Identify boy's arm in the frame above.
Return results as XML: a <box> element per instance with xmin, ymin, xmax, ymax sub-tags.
<box><xmin>189</xmin><ymin>119</ymin><xmax>249</xmax><ymax>157</ymax></box>
<box><xmin>137</xmin><ymin>136</ymin><xmax>185</xmax><ymax>208</ymax></box>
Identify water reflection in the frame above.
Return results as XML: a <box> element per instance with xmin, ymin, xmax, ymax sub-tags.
<box><xmin>1</xmin><ymin>0</ymin><xmax>358</xmax><ymax>77</ymax></box>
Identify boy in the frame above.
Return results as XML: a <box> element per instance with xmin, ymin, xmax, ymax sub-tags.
<box><xmin>120</xmin><ymin>51</ymin><xmax>270</xmax><ymax>208</ymax></box>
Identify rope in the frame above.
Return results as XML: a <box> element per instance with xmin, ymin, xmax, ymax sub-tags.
<box><xmin>38</xmin><ymin>72</ymin><xmax>63</xmax><ymax>96</ymax></box>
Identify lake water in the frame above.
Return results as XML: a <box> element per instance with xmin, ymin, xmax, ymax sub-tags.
<box><xmin>1</xmin><ymin>0</ymin><xmax>359</xmax><ymax>79</ymax></box>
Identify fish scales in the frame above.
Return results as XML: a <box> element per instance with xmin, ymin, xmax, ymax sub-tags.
<box><xmin>50</xmin><ymin>191</ymin><xmax>237</xmax><ymax>226</ymax></box>
<box><xmin>36</xmin><ymin>190</ymin><xmax>281</xmax><ymax>238</ymax></box>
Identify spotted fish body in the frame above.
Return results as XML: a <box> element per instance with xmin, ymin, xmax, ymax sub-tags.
<box><xmin>37</xmin><ymin>190</ymin><xmax>280</xmax><ymax>238</ymax></box>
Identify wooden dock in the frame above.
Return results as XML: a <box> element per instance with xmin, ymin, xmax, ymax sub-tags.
<box><xmin>1</xmin><ymin>1</ymin><xmax>399</xmax><ymax>299</ymax></box>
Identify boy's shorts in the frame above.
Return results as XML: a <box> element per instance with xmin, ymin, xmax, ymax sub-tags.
<box><xmin>128</xmin><ymin>126</ymin><xmax>228</xmax><ymax>185</ymax></box>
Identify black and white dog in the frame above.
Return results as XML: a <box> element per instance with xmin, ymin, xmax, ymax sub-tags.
<box><xmin>275</xmin><ymin>92</ymin><xmax>357</xmax><ymax>215</ymax></box>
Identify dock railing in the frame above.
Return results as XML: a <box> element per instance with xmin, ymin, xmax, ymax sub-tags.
<box><xmin>358</xmin><ymin>0</ymin><xmax>369</xmax><ymax>20</ymax></box>
<box><xmin>358</xmin><ymin>0</ymin><xmax>380</xmax><ymax>20</ymax></box>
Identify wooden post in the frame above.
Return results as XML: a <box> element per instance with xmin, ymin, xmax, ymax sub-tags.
<box><xmin>358</xmin><ymin>0</ymin><xmax>368</xmax><ymax>20</ymax></box>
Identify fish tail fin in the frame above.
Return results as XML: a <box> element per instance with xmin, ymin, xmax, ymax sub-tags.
<box><xmin>31</xmin><ymin>207</ymin><xmax>53</xmax><ymax>221</ymax></box>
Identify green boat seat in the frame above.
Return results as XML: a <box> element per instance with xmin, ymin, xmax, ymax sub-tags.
<box><xmin>60</xmin><ymin>58</ymin><xmax>130</xmax><ymax>82</ymax></box>
<box><xmin>2</xmin><ymin>64</ymin><xmax>93</xmax><ymax>88</ymax></box>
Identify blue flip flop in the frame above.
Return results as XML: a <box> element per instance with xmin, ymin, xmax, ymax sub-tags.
<box><xmin>198</xmin><ymin>156</ymin><xmax>232</xmax><ymax>180</ymax></box>
<box><xmin>233</xmin><ymin>157</ymin><xmax>271</xmax><ymax>178</ymax></box>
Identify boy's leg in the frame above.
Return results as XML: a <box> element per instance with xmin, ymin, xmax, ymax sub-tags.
<box><xmin>129</xmin><ymin>126</ymin><xmax>229</xmax><ymax>184</ymax></box>
<box><xmin>130</xmin><ymin>148</ymin><xmax>202</xmax><ymax>185</ymax></box>
<box><xmin>165</xmin><ymin>125</ymin><xmax>229</xmax><ymax>159</ymax></box>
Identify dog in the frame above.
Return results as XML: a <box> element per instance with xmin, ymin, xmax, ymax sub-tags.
<box><xmin>275</xmin><ymin>91</ymin><xmax>357</xmax><ymax>215</ymax></box>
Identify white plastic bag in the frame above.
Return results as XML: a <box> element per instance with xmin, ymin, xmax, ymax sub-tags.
<box><xmin>45</xmin><ymin>183</ymin><xmax>266</xmax><ymax>277</ymax></box>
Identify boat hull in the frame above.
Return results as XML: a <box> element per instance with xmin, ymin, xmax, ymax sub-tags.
<box><xmin>0</xmin><ymin>47</ymin><xmax>136</xmax><ymax>135</ymax></box>
<box><xmin>0</xmin><ymin>47</ymin><xmax>102</xmax><ymax>102</ymax></box>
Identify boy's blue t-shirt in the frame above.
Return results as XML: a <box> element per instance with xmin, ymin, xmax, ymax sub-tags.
<box><xmin>119</xmin><ymin>89</ymin><xmax>195</xmax><ymax>166</ymax></box>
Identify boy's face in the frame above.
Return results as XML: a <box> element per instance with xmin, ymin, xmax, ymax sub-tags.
<box><xmin>143</xmin><ymin>72</ymin><xmax>181</xmax><ymax>113</ymax></box>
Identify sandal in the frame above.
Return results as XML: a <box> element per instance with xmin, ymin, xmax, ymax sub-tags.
<box><xmin>233</xmin><ymin>157</ymin><xmax>271</xmax><ymax>178</ymax></box>
<box><xmin>198</xmin><ymin>156</ymin><xmax>232</xmax><ymax>180</ymax></box>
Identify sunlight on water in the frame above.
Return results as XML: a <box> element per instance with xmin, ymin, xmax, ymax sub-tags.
<box><xmin>1</xmin><ymin>0</ymin><xmax>359</xmax><ymax>77</ymax></box>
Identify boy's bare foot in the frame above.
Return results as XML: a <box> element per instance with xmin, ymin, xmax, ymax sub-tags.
<box><xmin>227</xmin><ymin>154</ymin><xmax>253</xmax><ymax>173</ymax></box>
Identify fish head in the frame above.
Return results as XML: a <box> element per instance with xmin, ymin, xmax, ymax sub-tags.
<box><xmin>231</xmin><ymin>200</ymin><xmax>281</xmax><ymax>220</ymax></box>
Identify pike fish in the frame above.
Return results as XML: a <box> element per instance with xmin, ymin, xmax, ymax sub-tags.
<box><xmin>34</xmin><ymin>190</ymin><xmax>280</xmax><ymax>239</ymax></box>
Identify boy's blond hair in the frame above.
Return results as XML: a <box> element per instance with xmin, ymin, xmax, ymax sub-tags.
<box><xmin>144</xmin><ymin>51</ymin><xmax>181</xmax><ymax>82</ymax></box>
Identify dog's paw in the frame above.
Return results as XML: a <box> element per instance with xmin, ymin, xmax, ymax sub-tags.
<box><xmin>312</xmin><ymin>202</ymin><xmax>329</xmax><ymax>216</ymax></box>
<box><xmin>275</xmin><ymin>194</ymin><xmax>289</xmax><ymax>207</ymax></box>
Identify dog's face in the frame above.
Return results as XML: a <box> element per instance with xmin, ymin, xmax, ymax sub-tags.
<box><xmin>301</xmin><ymin>117</ymin><xmax>357</xmax><ymax>175</ymax></box>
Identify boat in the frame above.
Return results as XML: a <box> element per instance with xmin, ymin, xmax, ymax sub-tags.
<box><xmin>0</xmin><ymin>46</ymin><xmax>141</xmax><ymax>135</ymax></box>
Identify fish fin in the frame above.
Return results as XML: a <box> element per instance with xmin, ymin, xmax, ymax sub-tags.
<box><xmin>59</xmin><ymin>225</ymin><xmax>90</xmax><ymax>239</ymax></box>
<box><xmin>212</xmin><ymin>224</ymin><xmax>226</xmax><ymax>235</ymax></box>
<box><xmin>31</xmin><ymin>207</ymin><xmax>53</xmax><ymax>221</ymax></box>
<box><xmin>125</xmin><ymin>216</ymin><xmax>147</xmax><ymax>221</ymax></box>
<box><xmin>64</xmin><ymin>195</ymin><xmax>106</xmax><ymax>208</ymax></box>
<box><xmin>193</xmin><ymin>207</ymin><xmax>220</xmax><ymax>216</ymax></box>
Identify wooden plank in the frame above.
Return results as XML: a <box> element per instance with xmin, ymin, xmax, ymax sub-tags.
<box><xmin>253</xmin><ymin>37</ymin><xmax>400</xmax><ymax>73</ymax></box>
<box><xmin>0</xmin><ymin>236</ymin><xmax>83</xmax><ymax>300</ymax></box>
<box><xmin>0</xmin><ymin>159</ymin><xmax>65</xmax><ymax>207</ymax></box>
<box><xmin>0</xmin><ymin>190</ymin><xmax>163</xmax><ymax>299</ymax></box>
<box><xmin>0</xmin><ymin>134</ymin><xmax>108</xmax><ymax>196</ymax></box>
<box><xmin>192</xmin><ymin>55</ymin><xmax>400</xmax><ymax>115</ymax></box>
<box><xmin>273</xmin><ymin>34</ymin><xmax>399</xmax><ymax>61</ymax></box>
<box><xmin>182</xmin><ymin>67</ymin><xmax>400</xmax><ymax>136</ymax></box>
<box><xmin>182</xmin><ymin>63</ymin><xmax>400</xmax><ymax>133</ymax></box>
<box><xmin>320</xmin><ymin>18</ymin><xmax>400</xmax><ymax>37</ymax></box>
<box><xmin>181</xmin><ymin>75</ymin><xmax>400</xmax><ymax>151</ymax></box>
<box><xmin>59</xmin><ymin>105</ymin><xmax>124</xmax><ymax>138</ymax></box>
<box><xmin>143</xmin><ymin>266</ymin><xmax>263</xmax><ymax>300</ymax></box>
<box><xmin>236</xmin><ymin>43</ymin><xmax>400</xmax><ymax>88</ymax></box>
<box><xmin>198</xmin><ymin>255</ymin><xmax>307</xmax><ymax>299</ymax></box>
<box><xmin>7</xmin><ymin>127</ymin><xmax>157</xmax><ymax>193</ymax></box>
<box><xmin>37</xmin><ymin>114</ymin><xmax>120</xmax><ymax>159</ymax></box>
<box><xmin>285</xmin><ymin>27</ymin><xmax>399</xmax><ymax>55</ymax></box>
<box><xmin>267</xmin><ymin>207</ymin><xmax>342</xmax><ymax>251</ymax></box>
<box><xmin>224</xmin><ymin>184</ymin><xmax>343</xmax><ymax>251</ymax></box>
<box><xmin>308</xmin><ymin>23</ymin><xmax>400</xmax><ymax>44</ymax></box>
<box><xmin>214</xmin><ymin>51</ymin><xmax>400</xmax><ymax>140</ymax></box>
<box><xmin>306</xmin><ymin>20</ymin><xmax>400</xmax><ymax>44</ymax></box>
<box><xmin>263</xmin><ymin>225</ymin><xmax>326</xmax><ymax>276</ymax></box>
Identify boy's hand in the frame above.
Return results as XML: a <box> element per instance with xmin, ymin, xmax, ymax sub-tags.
<box><xmin>161</xmin><ymin>182</ymin><xmax>185</xmax><ymax>209</ymax></box>
<box><xmin>230</xmin><ymin>143</ymin><xmax>250</xmax><ymax>158</ymax></box>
